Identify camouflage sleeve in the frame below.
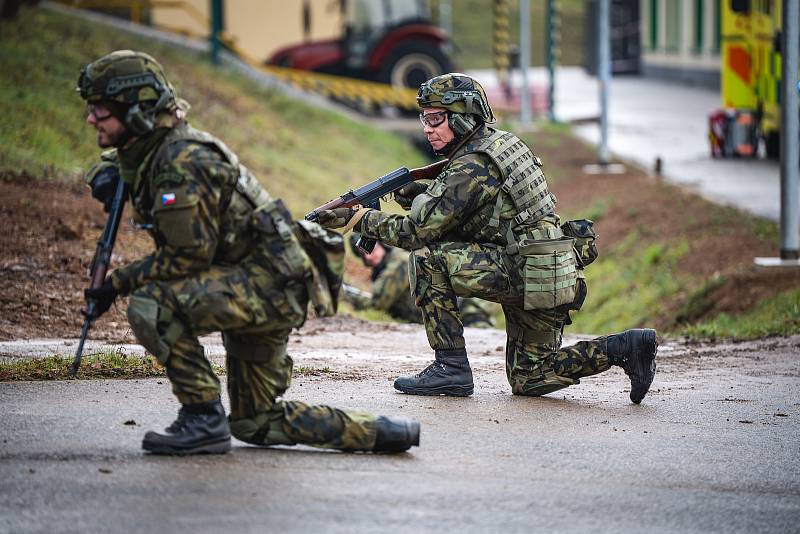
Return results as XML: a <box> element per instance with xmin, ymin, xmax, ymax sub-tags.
<box><xmin>84</xmin><ymin>149</ymin><xmax>119</xmax><ymax>187</ymax></box>
<box><xmin>370</xmin><ymin>252</ymin><xmax>410</xmax><ymax>311</ymax></box>
<box><xmin>111</xmin><ymin>144</ymin><xmax>235</xmax><ymax>293</ymax></box>
<box><xmin>359</xmin><ymin>153</ymin><xmax>501</xmax><ymax>250</ymax></box>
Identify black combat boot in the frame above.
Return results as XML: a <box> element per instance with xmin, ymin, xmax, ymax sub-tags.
<box><xmin>393</xmin><ymin>348</ymin><xmax>474</xmax><ymax>396</ymax></box>
<box><xmin>607</xmin><ymin>329</ymin><xmax>658</xmax><ymax>404</ymax></box>
<box><xmin>372</xmin><ymin>416</ymin><xmax>421</xmax><ymax>453</ymax></box>
<box><xmin>142</xmin><ymin>398</ymin><xmax>232</xmax><ymax>455</ymax></box>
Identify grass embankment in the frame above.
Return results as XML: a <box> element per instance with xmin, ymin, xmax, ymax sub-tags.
<box><xmin>0</xmin><ymin>6</ymin><xmax>426</xmax><ymax>214</ymax></box>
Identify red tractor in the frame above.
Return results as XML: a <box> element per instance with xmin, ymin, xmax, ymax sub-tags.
<box><xmin>267</xmin><ymin>0</ymin><xmax>454</xmax><ymax>89</ymax></box>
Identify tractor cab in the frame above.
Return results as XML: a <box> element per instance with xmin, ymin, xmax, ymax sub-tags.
<box><xmin>267</xmin><ymin>0</ymin><xmax>452</xmax><ymax>89</ymax></box>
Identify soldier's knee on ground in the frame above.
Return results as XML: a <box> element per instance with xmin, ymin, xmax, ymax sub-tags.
<box><xmin>127</xmin><ymin>290</ymin><xmax>184</xmax><ymax>364</ymax></box>
<box><xmin>229</xmin><ymin>409</ymin><xmax>297</xmax><ymax>447</ymax></box>
<box><xmin>509</xmin><ymin>369</ymin><xmax>578</xmax><ymax>396</ymax></box>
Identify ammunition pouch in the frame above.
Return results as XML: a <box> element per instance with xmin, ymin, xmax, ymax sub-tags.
<box><xmin>296</xmin><ymin>220</ymin><xmax>345</xmax><ymax>318</ymax></box>
<box><xmin>251</xmin><ymin>199</ymin><xmax>312</xmax><ymax>282</ymax></box>
<box><xmin>561</xmin><ymin>219</ymin><xmax>598</xmax><ymax>268</ymax></box>
<box><xmin>518</xmin><ymin>237</ymin><xmax>579</xmax><ymax>310</ymax></box>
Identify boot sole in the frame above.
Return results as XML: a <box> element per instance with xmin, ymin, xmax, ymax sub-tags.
<box><xmin>142</xmin><ymin>437</ymin><xmax>232</xmax><ymax>455</ymax></box>
<box><xmin>394</xmin><ymin>383</ymin><xmax>474</xmax><ymax>397</ymax></box>
<box><xmin>630</xmin><ymin>330</ymin><xmax>658</xmax><ymax>404</ymax></box>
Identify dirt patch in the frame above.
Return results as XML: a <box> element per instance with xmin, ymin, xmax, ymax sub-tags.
<box><xmin>0</xmin><ymin>175</ymin><xmax>149</xmax><ymax>341</ymax></box>
<box><xmin>542</xmin><ymin>132</ymin><xmax>798</xmax><ymax>329</ymax></box>
<box><xmin>0</xmin><ymin>132</ymin><xmax>796</xmax><ymax>341</ymax></box>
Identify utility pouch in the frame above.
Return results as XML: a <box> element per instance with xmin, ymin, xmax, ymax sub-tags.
<box><xmin>560</xmin><ymin>219</ymin><xmax>598</xmax><ymax>268</ymax></box>
<box><xmin>252</xmin><ymin>199</ymin><xmax>312</xmax><ymax>282</ymax></box>
<box><xmin>568</xmin><ymin>274</ymin><xmax>587</xmax><ymax>311</ymax></box>
<box><xmin>519</xmin><ymin>237</ymin><xmax>578</xmax><ymax>310</ymax></box>
<box><xmin>296</xmin><ymin>220</ymin><xmax>345</xmax><ymax>317</ymax></box>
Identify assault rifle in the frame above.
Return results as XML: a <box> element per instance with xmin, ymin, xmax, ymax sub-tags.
<box><xmin>70</xmin><ymin>174</ymin><xmax>128</xmax><ymax>376</ymax></box>
<box><xmin>305</xmin><ymin>159</ymin><xmax>448</xmax><ymax>253</ymax></box>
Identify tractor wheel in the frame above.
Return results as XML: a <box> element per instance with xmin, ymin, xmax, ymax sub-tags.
<box><xmin>377</xmin><ymin>42</ymin><xmax>453</xmax><ymax>89</ymax></box>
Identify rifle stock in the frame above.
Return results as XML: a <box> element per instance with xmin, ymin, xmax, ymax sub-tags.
<box><xmin>70</xmin><ymin>175</ymin><xmax>128</xmax><ymax>376</ymax></box>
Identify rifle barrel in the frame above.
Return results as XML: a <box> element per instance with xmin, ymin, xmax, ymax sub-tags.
<box><xmin>71</xmin><ymin>175</ymin><xmax>127</xmax><ymax>377</ymax></box>
<box><xmin>70</xmin><ymin>317</ymin><xmax>92</xmax><ymax>376</ymax></box>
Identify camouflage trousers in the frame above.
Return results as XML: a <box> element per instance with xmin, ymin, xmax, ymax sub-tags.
<box><xmin>410</xmin><ymin>242</ymin><xmax>611</xmax><ymax>396</ymax></box>
<box><xmin>125</xmin><ymin>262</ymin><xmax>378</xmax><ymax>451</ymax></box>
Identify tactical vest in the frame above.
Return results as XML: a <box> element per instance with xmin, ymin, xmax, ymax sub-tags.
<box><xmin>130</xmin><ymin>123</ymin><xmax>343</xmax><ymax>316</ymax></box>
<box><xmin>476</xmin><ymin>130</ymin><xmax>554</xmax><ymax>227</ymax></box>
<box><xmin>453</xmin><ymin>128</ymin><xmax>579</xmax><ymax>311</ymax></box>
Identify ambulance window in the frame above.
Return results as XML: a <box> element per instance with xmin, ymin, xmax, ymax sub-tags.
<box><xmin>731</xmin><ymin>0</ymin><xmax>750</xmax><ymax>14</ymax></box>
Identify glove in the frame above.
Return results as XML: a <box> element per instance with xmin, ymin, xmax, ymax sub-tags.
<box><xmin>86</xmin><ymin>163</ymin><xmax>120</xmax><ymax>213</ymax></box>
<box><xmin>394</xmin><ymin>182</ymin><xmax>428</xmax><ymax>210</ymax></box>
<box><xmin>317</xmin><ymin>207</ymin><xmax>358</xmax><ymax>229</ymax></box>
<box><xmin>84</xmin><ymin>277</ymin><xmax>118</xmax><ymax>319</ymax></box>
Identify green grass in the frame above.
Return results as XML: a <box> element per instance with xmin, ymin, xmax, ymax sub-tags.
<box><xmin>0</xmin><ymin>6</ymin><xmax>426</xmax><ymax>213</ymax></box>
<box><xmin>340</xmin><ymin>302</ymin><xmax>402</xmax><ymax>324</ymax></box>
<box><xmin>570</xmin><ymin>235</ymin><xmax>691</xmax><ymax>335</ymax></box>
<box><xmin>0</xmin><ymin>351</ymin><xmax>338</xmax><ymax>381</ymax></box>
<box><xmin>0</xmin><ymin>352</ymin><xmax>170</xmax><ymax>381</ymax></box>
<box><xmin>450</xmin><ymin>0</ymin><xmax>585</xmax><ymax>69</ymax></box>
<box><xmin>682</xmin><ymin>289</ymin><xmax>800</xmax><ymax>339</ymax></box>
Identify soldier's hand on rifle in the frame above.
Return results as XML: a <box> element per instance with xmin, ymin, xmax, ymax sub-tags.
<box><xmin>394</xmin><ymin>182</ymin><xmax>427</xmax><ymax>210</ymax></box>
<box><xmin>317</xmin><ymin>207</ymin><xmax>358</xmax><ymax>230</ymax></box>
<box><xmin>84</xmin><ymin>278</ymin><xmax>118</xmax><ymax>318</ymax></box>
<box><xmin>85</xmin><ymin>162</ymin><xmax>120</xmax><ymax>213</ymax></box>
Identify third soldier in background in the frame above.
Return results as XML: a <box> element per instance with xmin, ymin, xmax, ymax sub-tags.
<box><xmin>319</xmin><ymin>73</ymin><xmax>657</xmax><ymax>403</ymax></box>
<box><xmin>346</xmin><ymin>234</ymin><xmax>497</xmax><ymax>328</ymax></box>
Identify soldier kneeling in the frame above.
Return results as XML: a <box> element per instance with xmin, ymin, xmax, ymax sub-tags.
<box><xmin>78</xmin><ymin>50</ymin><xmax>419</xmax><ymax>454</ymax></box>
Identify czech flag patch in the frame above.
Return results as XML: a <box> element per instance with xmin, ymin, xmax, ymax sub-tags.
<box><xmin>161</xmin><ymin>193</ymin><xmax>176</xmax><ymax>206</ymax></box>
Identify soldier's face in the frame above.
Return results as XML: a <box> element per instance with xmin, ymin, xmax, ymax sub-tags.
<box><xmin>362</xmin><ymin>243</ymin><xmax>386</xmax><ymax>267</ymax></box>
<box><xmin>421</xmin><ymin>108</ymin><xmax>455</xmax><ymax>151</ymax></box>
<box><xmin>86</xmin><ymin>104</ymin><xmax>127</xmax><ymax>148</ymax></box>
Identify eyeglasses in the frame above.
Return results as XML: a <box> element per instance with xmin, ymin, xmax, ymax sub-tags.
<box><xmin>419</xmin><ymin>111</ymin><xmax>447</xmax><ymax>128</ymax></box>
<box><xmin>86</xmin><ymin>104</ymin><xmax>113</xmax><ymax>121</ymax></box>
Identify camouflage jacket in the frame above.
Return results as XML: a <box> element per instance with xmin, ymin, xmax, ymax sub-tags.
<box><xmin>359</xmin><ymin>125</ymin><xmax>562</xmax><ymax>253</ymax></box>
<box><xmin>109</xmin><ymin>121</ymin><xmax>266</xmax><ymax>294</ymax></box>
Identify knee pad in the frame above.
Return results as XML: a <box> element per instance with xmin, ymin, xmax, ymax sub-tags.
<box><xmin>127</xmin><ymin>292</ymin><xmax>184</xmax><ymax>364</ymax></box>
<box><xmin>229</xmin><ymin>410</ymin><xmax>296</xmax><ymax>446</ymax></box>
<box><xmin>510</xmin><ymin>369</ymin><xmax>578</xmax><ymax>397</ymax></box>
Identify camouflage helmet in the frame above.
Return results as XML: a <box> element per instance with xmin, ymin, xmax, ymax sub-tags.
<box><xmin>78</xmin><ymin>50</ymin><xmax>176</xmax><ymax>134</ymax></box>
<box><xmin>417</xmin><ymin>73</ymin><xmax>495</xmax><ymax>123</ymax></box>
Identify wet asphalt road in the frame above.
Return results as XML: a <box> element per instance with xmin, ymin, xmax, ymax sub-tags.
<box><xmin>1</xmin><ymin>333</ymin><xmax>799</xmax><ymax>533</ymax></box>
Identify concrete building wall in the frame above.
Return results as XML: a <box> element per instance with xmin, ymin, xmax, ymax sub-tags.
<box><xmin>640</xmin><ymin>0</ymin><xmax>720</xmax><ymax>88</ymax></box>
<box><xmin>151</xmin><ymin>0</ymin><xmax>343</xmax><ymax>61</ymax></box>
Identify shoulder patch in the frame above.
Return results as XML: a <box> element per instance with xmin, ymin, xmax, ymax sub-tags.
<box><xmin>152</xmin><ymin>184</ymin><xmax>198</xmax><ymax>212</ymax></box>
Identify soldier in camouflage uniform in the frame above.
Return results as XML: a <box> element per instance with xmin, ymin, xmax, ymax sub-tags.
<box><xmin>347</xmin><ymin>235</ymin><xmax>496</xmax><ymax>327</ymax></box>
<box><xmin>319</xmin><ymin>73</ymin><xmax>658</xmax><ymax>402</ymax></box>
<box><xmin>78</xmin><ymin>50</ymin><xmax>419</xmax><ymax>454</ymax></box>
